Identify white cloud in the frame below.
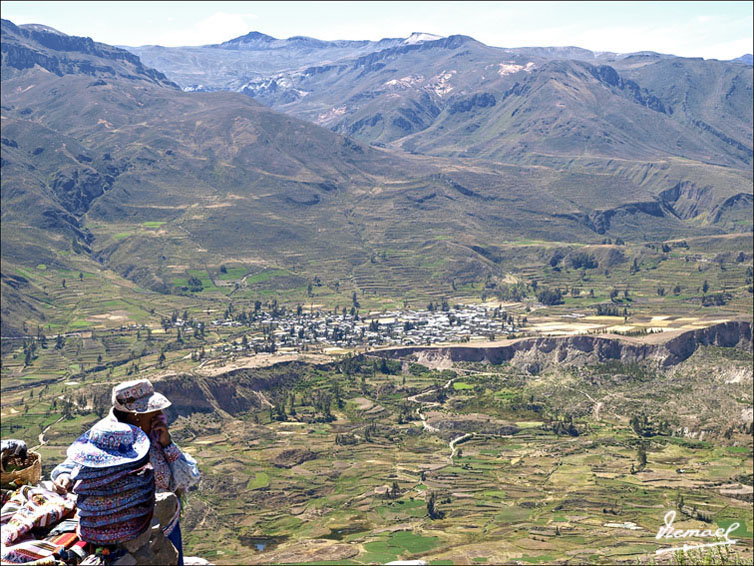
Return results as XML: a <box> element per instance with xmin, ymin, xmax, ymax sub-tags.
<box><xmin>479</xmin><ymin>15</ymin><xmax>752</xmax><ymax>59</ymax></box>
<box><xmin>152</xmin><ymin>12</ymin><xmax>258</xmax><ymax>46</ymax></box>
<box><xmin>704</xmin><ymin>38</ymin><xmax>754</xmax><ymax>60</ymax></box>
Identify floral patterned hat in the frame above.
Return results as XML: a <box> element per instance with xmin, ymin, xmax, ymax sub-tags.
<box><xmin>111</xmin><ymin>379</ymin><xmax>171</xmax><ymax>414</ymax></box>
<box><xmin>67</xmin><ymin>420</ymin><xmax>150</xmax><ymax>468</ymax></box>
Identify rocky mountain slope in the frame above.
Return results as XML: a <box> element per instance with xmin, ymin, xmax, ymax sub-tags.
<box><xmin>1</xmin><ymin>20</ymin><xmax>752</xmax><ymax>337</ymax></box>
<box><xmin>125</xmin><ymin>31</ymin><xmax>443</xmax><ymax>91</ymax></box>
<box><xmin>1</xmin><ymin>19</ymin><xmax>176</xmax><ymax>87</ymax></box>
<box><xmin>125</xmin><ymin>31</ymin><xmax>753</xmax><ymax>169</ymax></box>
<box><xmin>376</xmin><ymin>320</ymin><xmax>752</xmax><ymax>369</ymax></box>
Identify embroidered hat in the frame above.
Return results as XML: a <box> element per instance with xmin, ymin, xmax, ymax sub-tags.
<box><xmin>67</xmin><ymin>421</ymin><xmax>150</xmax><ymax>469</ymax></box>
<box><xmin>73</xmin><ymin>463</ymin><xmax>153</xmax><ymax>495</ymax></box>
<box><xmin>78</xmin><ymin>501</ymin><xmax>154</xmax><ymax>528</ymax></box>
<box><xmin>77</xmin><ymin>488</ymin><xmax>155</xmax><ymax>517</ymax></box>
<box><xmin>112</xmin><ymin>379</ymin><xmax>171</xmax><ymax>414</ymax></box>
<box><xmin>78</xmin><ymin>509</ymin><xmax>154</xmax><ymax>545</ymax></box>
<box><xmin>70</xmin><ymin>457</ymin><xmax>149</xmax><ymax>481</ymax></box>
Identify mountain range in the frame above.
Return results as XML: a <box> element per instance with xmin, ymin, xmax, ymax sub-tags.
<box><xmin>128</xmin><ymin>31</ymin><xmax>753</xmax><ymax>168</ymax></box>
<box><xmin>1</xmin><ymin>20</ymin><xmax>752</xmax><ymax>336</ymax></box>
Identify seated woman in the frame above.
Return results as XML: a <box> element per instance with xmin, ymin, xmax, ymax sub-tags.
<box><xmin>52</xmin><ymin>379</ymin><xmax>200</xmax><ymax>566</ymax></box>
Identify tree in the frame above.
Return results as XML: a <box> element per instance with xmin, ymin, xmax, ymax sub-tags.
<box><xmin>391</xmin><ymin>481</ymin><xmax>400</xmax><ymax>499</ymax></box>
<box><xmin>380</xmin><ymin>358</ymin><xmax>390</xmax><ymax>374</ymax></box>
<box><xmin>702</xmin><ymin>280</ymin><xmax>709</xmax><ymax>294</ymax></box>
<box><xmin>637</xmin><ymin>442</ymin><xmax>647</xmax><ymax>470</ymax></box>
<box><xmin>569</xmin><ymin>252</ymin><xmax>598</xmax><ymax>270</ymax></box>
<box><xmin>313</xmin><ymin>391</ymin><xmax>333</xmax><ymax>422</ymax></box>
<box><xmin>536</xmin><ymin>288</ymin><xmax>563</xmax><ymax>306</ymax></box>
<box><xmin>332</xmin><ymin>382</ymin><xmax>344</xmax><ymax>409</ymax></box>
<box><xmin>289</xmin><ymin>393</ymin><xmax>296</xmax><ymax>416</ymax></box>
<box><xmin>61</xmin><ymin>398</ymin><xmax>73</xmax><ymax>420</ymax></box>
<box><xmin>187</xmin><ymin>276</ymin><xmax>203</xmax><ymax>292</ymax></box>
<box><xmin>23</xmin><ymin>338</ymin><xmax>37</xmax><ymax>366</ymax></box>
<box><xmin>426</xmin><ymin>491</ymin><xmax>444</xmax><ymax>519</ymax></box>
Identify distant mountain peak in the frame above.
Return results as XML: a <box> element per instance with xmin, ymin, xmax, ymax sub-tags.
<box><xmin>240</xmin><ymin>31</ymin><xmax>276</xmax><ymax>41</ymax></box>
<box><xmin>285</xmin><ymin>35</ymin><xmax>330</xmax><ymax>47</ymax></box>
<box><xmin>213</xmin><ymin>31</ymin><xmax>277</xmax><ymax>49</ymax></box>
<box><xmin>403</xmin><ymin>32</ymin><xmax>444</xmax><ymax>45</ymax></box>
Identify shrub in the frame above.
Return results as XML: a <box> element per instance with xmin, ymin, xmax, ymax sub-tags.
<box><xmin>537</xmin><ymin>288</ymin><xmax>563</xmax><ymax>305</ymax></box>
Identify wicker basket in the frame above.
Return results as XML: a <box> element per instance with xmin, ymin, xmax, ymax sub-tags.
<box><xmin>1</xmin><ymin>450</ymin><xmax>42</xmax><ymax>488</ymax></box>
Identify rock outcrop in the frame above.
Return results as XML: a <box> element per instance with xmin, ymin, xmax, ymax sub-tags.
<box><xmin>158</xmin><ymin>362</ymin><xmax>307</xmax><ymax>420</ymax></box>
<box><xmin>374</xmin><ymin>320</ymin><xmax>752</xmax><ymax>369</ymax></box>
<box><xmin>1</xmin><ymin>19</ymin><xmax>177</xmax><ymax>87</ymax></box>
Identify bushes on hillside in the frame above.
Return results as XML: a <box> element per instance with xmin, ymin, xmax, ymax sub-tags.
<box><xmin>537</xmin><ymin>288</ymin><xmax>564</xmax><ymax>305</ymax></box>
<box><xmin>569</xmin><ymin>252</ymin><xmax>598</xmax><ymax>270</ymax></box>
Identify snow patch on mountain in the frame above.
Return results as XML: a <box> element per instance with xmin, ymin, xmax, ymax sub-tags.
<box><xmin>497</xmin><ymin>62</ymin><xmax>536</xmax><ymax>76</ymax></box>
<box><xmin>384</xmin><ymin>74</ymin><xmax>425</xmax><ymax>89</ymax></box>
<box><xmin>19</xmin><ymin>23</ymin><xmax>67</xmax><ymax>36</ymax></box>
<box><xmin>403</xmin><ymin>32</ymin><xmax>444</xmax><ymax>45</ymax></box>
<box><xmin>316</xmin><ymin>105</ymin><xmax>348</xmax><ymax>125</ymax></box>
<box><xmin>424</xmin><ymin>70</ymin><xmax>456</xmax><ymax>96</ymax></box>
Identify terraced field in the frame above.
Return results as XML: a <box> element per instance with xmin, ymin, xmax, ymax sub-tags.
<box><xmin>162</xmin><ymin>349</ymin><xmax>752</xmax><ymax>565</ymax></box>
<box><xmin>1</xmin><ymin>233</ymin><xmax>751</xmax><ymax>565</ymax></box>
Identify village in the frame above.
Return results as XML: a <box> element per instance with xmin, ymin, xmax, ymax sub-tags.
<box><xmin>204</xmin><ymin>302</ymin><xmax>523</xmax><ymax>354</ymax></box>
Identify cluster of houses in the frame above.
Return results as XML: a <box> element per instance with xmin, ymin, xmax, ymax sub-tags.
<box><xmin>209</xmin><ymin>304</ymin><xmax>520</xmax><ymax>353</ymax></box>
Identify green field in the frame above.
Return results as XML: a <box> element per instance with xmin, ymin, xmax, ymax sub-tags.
<box><xmin>1</xmin><ymin>233</ymin><xmax>752</xmax><ymax>565</ymax></box>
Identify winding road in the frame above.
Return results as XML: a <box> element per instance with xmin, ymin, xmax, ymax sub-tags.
<box><xmin>34</xmin><ymin>416</ymin><xmax>65</xmax><ymax>450</ymax></box>
<box><xmin>407</xmin><ymin>376</ymin><xmax>473</xmax><ymax>462</ymax></box>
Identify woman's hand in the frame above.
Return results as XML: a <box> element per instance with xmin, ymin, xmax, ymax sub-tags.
<box><xmin>151</xmin><ymin>413</ymin><xmax>171</xmax><ymax>447</ymax></box>
<box><xmin>53</xmin><ymin>474</ymin><xmax>72</xmax><ymax>494</ymax></box>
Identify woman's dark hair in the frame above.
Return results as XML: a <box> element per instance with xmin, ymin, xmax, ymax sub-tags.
<box><xmin>112</xmin><ymin>408</ymin><xmax>134</xmax><ymax>423</ymax></box>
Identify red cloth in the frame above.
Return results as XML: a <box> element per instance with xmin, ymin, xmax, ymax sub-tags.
<box><xmin>45</xmin><ymin>531</ymin><xmax>78</xmax><ymax>549</ymax></box>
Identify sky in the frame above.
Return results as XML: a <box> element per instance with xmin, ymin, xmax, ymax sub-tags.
<box><xmin>1</xmin><ymin>1</ymin><xmax>752</xmax><ymax>60</ymax></box>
